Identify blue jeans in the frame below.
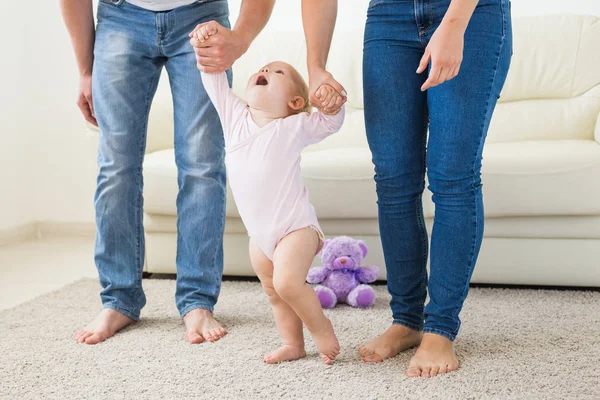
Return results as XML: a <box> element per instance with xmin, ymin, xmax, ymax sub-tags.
<box><xmin>92</xmin><ymin>0</ymin><xmax>231</xmax><ymax>320</ymax></box>
<box><xmin>363</xmin><ymin>0</ymin><xmax>512</xmax><ymax>340</ymax></box>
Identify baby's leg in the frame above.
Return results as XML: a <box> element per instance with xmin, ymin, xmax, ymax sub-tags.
<box><xmin>272</xmin><ymin>228</ymin><xmax>340</xmax><ymax>364</ymax></box>
<box><xmin>249</xmin><ymin>240</ymin><xmax>306</xmax><ymax>364</ymax></box>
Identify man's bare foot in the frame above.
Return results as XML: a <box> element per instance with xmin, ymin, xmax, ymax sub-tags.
<box><xmin>263</xmin><ymin>344</ymin><xmax>307</xmax><ymax>364</ymax></box>
<box><xmin>359</xmin><ymin>324</ymin><xmax>422</xmax><ymax>362</ymax></box>
<box><xmin>309</xmin><ymin>318</ymin><xmax>340</xmax><ymax>364</ymax></box>
<box><xmin>183</xmin><ymin>308</ymin><xmax>227</xmax><ymax>344</ymax></box>
<box><xmin>74</xmin><ymin>308</ymin><xmax>136</xmax><ymax>345</ymax></box>
<box><xmin>406</xmin><ymin>333</ymin><xmax>459</xmax><ymax>378</ymax></box>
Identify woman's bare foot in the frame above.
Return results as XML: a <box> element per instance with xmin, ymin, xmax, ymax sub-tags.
<box><xmin>406</xmin><ymin>333</ymin><xmax>459</xmax><ymax>378</ymax></box>
<box><xmin>309</xmin><ymin>318</ymin><xmax>340</xmax><ymax>364</ymax></box>
<box><xmin>183</xmin><ymin>308</ymin><xmax>227</xmax><ymax>343</ymax></box>
<box><xmin>74</xmin><ymin>308</ymin><xmax>136</xmax><ymax>345</ymax></box>
<box><xmin>359</xmin><ymin>324</ymin><xmax>422</xmax><ymax>362</ymax></box>
<box><xmin>264</xmin><ymin>344</ymin><xmax>307</xmax><ymax>364</ymax></box>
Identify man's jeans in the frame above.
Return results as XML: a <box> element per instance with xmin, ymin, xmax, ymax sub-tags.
<box><xmin>363</xmin><ymin>0</ymin><xmax>512</xmax><ymax>340</ymax></box>
<box><xmin>92</xmin><ymin>0</ymin><xmax>231</xmax><ymax>320</ymax></box>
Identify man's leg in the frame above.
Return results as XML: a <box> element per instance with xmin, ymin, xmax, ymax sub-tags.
<box><xmin>75</xmin><ymin>1</ymin><xmax>164</xmax><ymax>344</ymax></box>
<box><xmin>162</xmin><ymin>1</ymin><xmax>231</xmax><ymax>342</ymax></box>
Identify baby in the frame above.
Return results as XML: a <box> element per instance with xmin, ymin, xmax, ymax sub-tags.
<box><xmin>198</xmin><ymin>41</ymin><xmax>345</xmax><ymax>364</ymax></box>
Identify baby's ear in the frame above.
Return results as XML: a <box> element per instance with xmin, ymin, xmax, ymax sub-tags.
<box><xmin>288</xmin><ymin>96</ymin><xmax>306</xmax><ymax>112</ymax></box>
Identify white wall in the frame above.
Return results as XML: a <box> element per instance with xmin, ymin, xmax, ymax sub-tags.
<box><xmin>0</xmin><ymin>0</ymin><xmax>598</xmax><ymax>229</ymax></box>
<box><xmin>0</xmin><ymin>3</ymin><xmax>35</xmax><ymax>231</ymax></box>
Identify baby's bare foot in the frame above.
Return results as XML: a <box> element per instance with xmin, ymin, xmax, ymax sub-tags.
<box><xmin>406</xmin><ymin>333</ymin><xmax>458</xmax><ymax>378</ymax></box>
<box><xmin>264</xmin><ymin>345</ymin><xmax>306</xmax><ymax>364</ymax></box>
<box><xmin>183</xmin><ymin>308</ymin><xmax>227</xmax><ymax>344</ymax></box>
<box><xmin>359</xmin><ymin>324</ymin><xmax>422</xmax><ymax>362</ymax></box>
<box><xmin>310</xmin><ymin>318</ymin><xmax>340</xmax><ymax>364</ymax></box>
<box><xmin>74</xmin><ymin>308</ymin><xmax>136</xmax><ymax>345</ymax></box>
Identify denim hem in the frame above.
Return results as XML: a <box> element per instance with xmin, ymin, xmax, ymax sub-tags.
<box><xmin>393</xmin><ymin>319</ymin><xmax>424</xmax><ymax>332</ymax></box>
<box><xmin>179</xmin><ymin>302</ymin><xmax>215</xmax><ymax>318</ymax></box>
<box><xmin>423</xmin><ymin>328</ymin><xmax>456</xmax><ymax>342</ymax></box>
<box><xmin>103</xmin><ymin>303</ymin><xmax>140</xmax><ymax>322</ymax></box>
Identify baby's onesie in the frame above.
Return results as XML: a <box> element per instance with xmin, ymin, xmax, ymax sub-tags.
<box><xmin>201</xmin><ymin>72</ymin><xmax>345</xmax><ymax>260</ymax></box>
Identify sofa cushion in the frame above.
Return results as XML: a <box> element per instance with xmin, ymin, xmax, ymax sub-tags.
<box><xmin>143</xmin><ymin>139</ymin><xmax>600</xmax><ymax>219</ymax></box>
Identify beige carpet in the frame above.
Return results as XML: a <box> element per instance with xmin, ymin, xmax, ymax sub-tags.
<box><xmin>1</xmin><ymin>279</ymin><xmax>599</xmax><ymax>399</ymax></box>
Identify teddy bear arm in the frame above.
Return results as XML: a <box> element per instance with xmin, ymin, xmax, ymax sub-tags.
<box><xmin>357</xmin><ymin>266</ymin><xmax>380</xmax><ymax>283</ymax></box>
<box><xmin>306</xmin><ymin>266</ymin><xmax>330</xmax><ymax>284</ymax></box>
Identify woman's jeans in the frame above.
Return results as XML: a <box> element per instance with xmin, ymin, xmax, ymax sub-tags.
<box><xmin>93</xmin><ymin>0</ymin><xmax>231</xmax><ymax>320</ymax></box>
<box><xmin>363</xmin><ymin>0</ymin><xmax>512</xmax><ymax>340</ymax></box>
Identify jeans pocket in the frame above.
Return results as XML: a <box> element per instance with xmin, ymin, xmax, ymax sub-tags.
<box><xmin>368</xmin><ymin>0</ymin><xmax>387</xmax><ymax>9</ymax></box>
<box><xmin>99</xmin><ymin>0</ymin><xmax>124</xmax><ymax>5</ymax></box>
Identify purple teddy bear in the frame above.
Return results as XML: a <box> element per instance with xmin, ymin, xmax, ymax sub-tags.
<box><xmin>307</xmin><ymin>236</ymin><xmax>379</xmax><ymax>308</ymax></box>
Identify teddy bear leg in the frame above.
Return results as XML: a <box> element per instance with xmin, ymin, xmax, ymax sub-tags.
<box><xmin>347</xmin><ymin>285</ymin><xmax>376</xmax><ymax>308</ymax></box>
<box><xmin>314</xmin><ymin>285</ymin><xmax>337</xmax><ymax>309</ymax></box>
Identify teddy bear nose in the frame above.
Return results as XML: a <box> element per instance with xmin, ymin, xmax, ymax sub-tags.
<box><xmin>341</xmin><ymin>259</ymin><xmax>346</xmax><ymax>264</ymax></box>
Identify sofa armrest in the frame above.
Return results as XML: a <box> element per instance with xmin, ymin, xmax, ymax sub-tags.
<box><xmin>595</xmin><ymin>111</ymin><xmax>600</xmax><ymax>144</ymax></box>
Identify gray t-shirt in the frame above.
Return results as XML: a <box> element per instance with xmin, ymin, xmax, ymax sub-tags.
<box><xmin>126</xmin><ymin>0</ymin><xmax>197</xmax><ymax>11</ymax></box>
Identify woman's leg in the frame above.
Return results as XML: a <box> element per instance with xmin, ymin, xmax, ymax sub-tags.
<box><xmin>360</xmin><ymin>0</ymin><xmax>429</xmax><ymax>361</ymax></box>
<box><xmin>272</xmin><ymin>228</ymin><xmax>340</xmax><ymax>364</ymax></box>
<box><xmin>249</xmin><ymin>240</ymin><xmax>306</xmax><ymax>364</ymax></box>
<box><xmin>409</xmin><ymin>0</ymin><xmax>513</xmax><ymax>377</ymax></box>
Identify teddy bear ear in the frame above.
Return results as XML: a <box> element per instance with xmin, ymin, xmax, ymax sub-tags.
<box><xmin>322</xmin><ymin>239</ymin><xmax>331</xmax><ymax>250</ymax></box>
<box><xmin>358</xmin><ymin>240</ymin><xmax>368</xmax><ymax>257</ymax></box>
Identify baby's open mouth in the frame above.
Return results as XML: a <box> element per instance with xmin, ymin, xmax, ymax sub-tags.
<box><xmin>256</xmin><ymin>75</ymin><xmax>269</xmax><ymax>86</ymax></box>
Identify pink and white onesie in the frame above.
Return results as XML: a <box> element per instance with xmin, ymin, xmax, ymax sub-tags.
<box><xmin>201</xmin><ymin>72</ymin><xmax>345</xmax><ymax>260</ymax></box>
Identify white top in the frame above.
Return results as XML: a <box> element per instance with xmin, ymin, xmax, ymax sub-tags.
<box><xmin>201</xmin><ymin>71</ymin><xmax>345</xmax><ymax>259</ymax></box>
<box><xmin>125</xmin><ymin>0</ymin><xmax>196</xmax><ymax>11</ymax></box>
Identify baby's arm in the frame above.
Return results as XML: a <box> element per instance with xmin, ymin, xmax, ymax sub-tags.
<box><xmin>291</xmin><ymin>86</ymin><xmax>345</xmax><ymax>146</ymax></box>
<box><xmin>200</xmin><ymin>71</ymin><xmax>246</xmax><ymax>132</ymax></box>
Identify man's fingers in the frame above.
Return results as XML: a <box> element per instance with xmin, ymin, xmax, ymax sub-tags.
<box><xmin>197</xmin><ymin>65</ymin><xmax>222</xmax><ymax>74</ymax></box>
<box><xmin>417</xmin><ymin>49</ymin><xmax>430</xmax><ymax>74</ymax></box>
<box><xmin>78</xmin><ymin>97</ymin><xmax>98</xmax><ymax>127</ymax></box>
<box><xmin>85</xmin><ymin>94</ymin><xmax>95</xmax><ymax>117</ymax></box>
<box><xmin>195</xmin><ymin>55</ymin><xmax>218</xmax><ymax>67</ymax></box>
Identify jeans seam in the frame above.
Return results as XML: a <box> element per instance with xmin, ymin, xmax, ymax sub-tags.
<box><xmin>449</xmin><ymin>6</ymin><xmax>507</xmax><ymax>329</ymax></box>
<box><xmin>104</xmin><ymin>302</ymin><xmax>140</xmax><ymax>321</ymax></box>
<box><xmin>423</xmin><ymin>327</ymin><xmax>455</xmax><ymax>341</ymax></box>
<box><xmin>180</xmin><ymin>302</ymin><xmax>215</xmax><ymax>318</ymax></box>
<box><xmin>393</xmin><ymin>319</ymin><xmax>424</xmax><ymax>332</ymax></box>
<box><xmin>130</xmin><ymin>70</ymin><xmax>157</xmax><ymax>307</ymax></box>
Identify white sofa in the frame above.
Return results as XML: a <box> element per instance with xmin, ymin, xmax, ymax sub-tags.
<box><xmin>141</xmin><ymin>15</ymin><xmax>600</xmax><ymax>286</ymax></box>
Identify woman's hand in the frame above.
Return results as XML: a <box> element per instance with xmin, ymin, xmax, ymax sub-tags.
<box><xmin>308</xmin><ymin>68</ymin><xmax>347</xmax><ymax>115</ymax></box>
<box><xmin>417</xmin><ymin>20</ymin><xmax>465</xmax><ymax>91</ymax></box>
<box><xmin>314</xmin><ymin>84</ymin><xmax>344</xmax><ymax>115</ymax></box>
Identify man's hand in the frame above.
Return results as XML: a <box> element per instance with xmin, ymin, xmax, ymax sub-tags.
<box><xmin>308</xmin><ymin>68</ymin><xmax>347</xmax><ymax>115</ymax></box>
<box><xmin>189</xmin><ymin>20</ymin><xmax>250</xmax><ymax>74</ymax></box>
<box><xmin>78</xmin><ymin>73</ymin><xmax>97</xmax><ymax>127</ymax></box>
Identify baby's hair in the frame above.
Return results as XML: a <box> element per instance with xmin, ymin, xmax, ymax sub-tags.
<box><xmin>288</xmin><ymin>67</ymin><xmax>311</xmax><ymax>115</ymax></box>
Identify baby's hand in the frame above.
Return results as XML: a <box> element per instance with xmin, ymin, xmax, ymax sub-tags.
<box><xmin>189</xmin><ymin>22</ymin><xmax>218</xmax><ymax>43</ymax></box>
<box><xmin>315</xmin><ymin>84</ymin><xmax>344</xmax><ymax>116</ymax></box>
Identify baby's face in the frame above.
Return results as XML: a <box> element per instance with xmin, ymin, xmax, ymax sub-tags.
<box><xmin>246</xmin><ymin>61</ymin><xmax>304</xmax><ymax>117</ymax></box>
